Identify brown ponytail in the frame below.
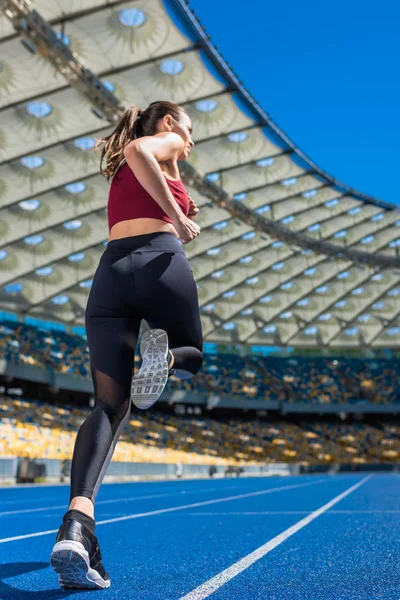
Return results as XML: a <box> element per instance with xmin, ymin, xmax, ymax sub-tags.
<box><xmin>96</xmin><ymin>101</ymin><xmax>184</xmax><ymax>180</ymax></box>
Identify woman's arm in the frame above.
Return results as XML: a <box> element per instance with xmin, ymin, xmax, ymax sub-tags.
<box><xmin>123</xmin><ymin>132</ymin><xmax>185</xmax><ymax>222</ymax></box>
<box><xmin>123</xmin><ymin>132</ymin><xmax>200</xmax><ymax>244</ymax></box>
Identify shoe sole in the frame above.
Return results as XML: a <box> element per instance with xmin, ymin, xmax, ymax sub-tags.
<box><xmin>50</xmin><ymin>540</ymin><xmax>110</xmax><ymax>589</ymax></box>
<box><xmin>131</xmin><ymin>328</ymin><xmax>169</xmax><ymax>410</ymax></box>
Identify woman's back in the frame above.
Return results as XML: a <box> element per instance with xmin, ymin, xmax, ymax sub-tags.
<box><xmin>108</xmin><ymin>162</ymin><xmax>190</xmax><ymax>239</ymax></box>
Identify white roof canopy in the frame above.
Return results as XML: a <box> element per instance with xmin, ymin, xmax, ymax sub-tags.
<box><xmin>0</xmin><ymin>0</ymin><xmax>399</xmax><ymax>349</ymax></box>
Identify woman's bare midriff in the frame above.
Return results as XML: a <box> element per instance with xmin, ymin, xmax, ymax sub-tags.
<box><xmin>108</xmin><ymin>218</ymin><xmax>179</xmax><ymax>242</ymax></box>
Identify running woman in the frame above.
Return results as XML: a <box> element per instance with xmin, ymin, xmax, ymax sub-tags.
<box><xmin>50</xmin><ymin>101</ymin><xmax>203</xmax><ymax>589</ymax></box>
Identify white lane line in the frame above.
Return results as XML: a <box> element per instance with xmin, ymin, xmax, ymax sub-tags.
<box><xmin>0</xmin><ymin>486</ymin><xmax>241</xmax><ymax>517</ymax></box>
<box><xmin>0</xmin><ymin>478</ymin><xmax>327</xmax><ymax>544</ymax></box>
<box><xmin>160</xmin><ymin>511</ymin><xmax>313</xmax><ymax>516</ymax></box>
<box><xmin>180</xmin><ymin>475</ymin><xmax>372</xmax><ymax>600</ymax></box>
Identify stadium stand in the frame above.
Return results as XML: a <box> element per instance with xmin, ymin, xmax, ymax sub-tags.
<box><xmin>1</xmin><ymin>396</ymin><xmax>400</xmax><ymax>466</ymax></box>
<box><xmin>1</xmin><ymin>320</ymin><xmax>399</xmax><ymax>404</ymax></box>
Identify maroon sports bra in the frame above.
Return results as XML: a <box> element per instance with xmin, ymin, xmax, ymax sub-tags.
<box><xmin>108</xmin><ymin>161</ymin><xmax>190</xmax><ymax>232</ymax></box>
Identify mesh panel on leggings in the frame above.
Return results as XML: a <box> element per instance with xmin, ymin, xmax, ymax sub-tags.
<box><xmin>70</xmin><ymin>367</ymin><xmax>131</xmax><ymax>503</ymax></box>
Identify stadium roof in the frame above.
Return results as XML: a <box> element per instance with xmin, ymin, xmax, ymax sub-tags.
<box><xmin>1</xmin><ymin>0</ymin><xmax>400</xmax><ymax>349</ymax></box>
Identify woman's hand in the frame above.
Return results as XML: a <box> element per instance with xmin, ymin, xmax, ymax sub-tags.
<box><xmin>173</xmin><ymin>214</ymin><xmax>201</xmax><ymax>244</ymax></box>
<box><xmin>187</xmin><ymin>194</ymin><xmax>199</xmax><ymax>220</ymax></box>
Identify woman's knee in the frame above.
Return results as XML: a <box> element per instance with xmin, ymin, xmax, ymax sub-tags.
<box><xmin>169</xmin><ymin>345</ymin><xmax>203</xmax><ymax>379</ymax></box>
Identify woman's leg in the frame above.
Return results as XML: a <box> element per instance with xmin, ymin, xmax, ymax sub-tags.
<box><xmin>70</xmin><ymin>314</ymin><xmax>141</xmax><ymax>512</ymax></box>
<box><xmin>136</xmin><ymin>250</ymin><xmax>203</xmax><ymax>379</ymax></box>
<box><xmin>52</xmin><ymin>240</ymin><xmax>150</xmax><ymax>589</ymax></box>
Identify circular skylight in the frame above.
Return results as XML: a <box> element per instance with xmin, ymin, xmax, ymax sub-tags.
<box><xmin>280</xmin><ymin>312</ymin><xmax>292</xmax><ymax>319</ymax></box>
<box><xmin>223</xmin><ymin>322</ymin><xmax>236</xmax><ymax>330</ymax></box>
<box><xmin>213</xmin><ymin>221</ymin><xmax>228</xmax><ymax>230</ymax></box>
<box><xmin>281</xmin><ymin>282</ymin><xmax>293</xmax><ymax>290</ymax></box>
<box><xmin>307</xmin><ymin>223</ymin><xmax>321</xmax><ymax>232</ymax></box>
<box><xmin>63</xmin><ymin>220</ymin><xmax>83</xmax><ymax>230</ymax></box>
<box><xmin>0</xmin><ymin>250</ymin><xmax>8</xmax><ymax>261</ymax></box>
<box><xmin>304</xmin><ymin>327</ymin><xmax>318</xmax><ymax>335</ymax></box>
<box><xmin>260</xmin><ymin>295</ymin><xmax>272</xmax><ymax>303</ymax></box>
<box><xmin>358</xmin><ymin>314</ymin><xmax>371</xmax><ymax>323</ymax></box>
<box><xmin>255</xmin><ymin>205</ymin><xmax>270</xmax><ymax>214</ymax></box>
<box><xmin>256</xmin><ymin>157</ymin><xmax>274</xmax><ymax>167</ymax></box>
<box><xmin>4</xmin><ymin>283</ymin><xmax>23</xmax><ymax>294</ymax></box>
<box><xmin>80</xmin><ymin>279</ymin><xmax>93</xmax><ymax>288</ymax></box>
<box><xmin>56</xmin><ymin>31</ymin><xmax>70</xmax><ymax>46</ymax></box>
<box><xmin>26</xmin><ymin>102</ymin><xmax>52</xmax><ymax>118</ymax></box>
<box><xmin>119</xmin><ymin>7</ymin><xmax>146</xmax><ymax>27</ymax></box>
<box><xmin>272</xmin><ymin>262</ymin><xmax>285</xmax><ymax>271</ymax></box>
<box><xmin>20</xmin><ymin>156</ymin><xmax>44</xmax><ymax>169</ymax></box>
<box><xmin>160</xmin><ymin>59</ymin><xmax>184</xmax><ymax>75</ymax></box>
<box><xmin>302</xmin><ymin>190</ymin><xmax>317</xmax><ymax>199</ymax></box>
<box><xmin>227</xmin><ymin>132</ymin><xmax>248</xmax><ymax>143</ymax></box>
<box><xmin>211</xmin><ymin>270</ymin><xmax>224</xmax><ymax>279</ymax></box>
<box><xmin>234</xmin><ymin>193</ymin><xmax>247</xmax><ymax>201</ymax></box>
<box><xmin>240</xmin><ymin>256</ymin><xmax>253</xmax><ymax>264</ymax></box>
<box><xmin>206</xmin><ymin>247</ymin><xmax>221</xmax><ymax>256</ymax></box>
<box><xmin>272</xmin><ymin>241</ymin><xmax>284</xmax><ymax>248</ymax></box>
<box><xmin>388</xmin><ymin>289</ymin><xmax>400</xmax><ymax>297</ymax></box>
<box><xmin>319</xmin><ymin>313</ymin><xmax>331</xmax><ymax>321</ymax></box>
<box><xmin>242</xmin><ymin>231</ymin><xmax>256</xmax><ymax>241</ymax></box>
<box><xmin>241</xmin><ymin>308</ymin><xmax>253</xmax><ymax>316</ymax></box>
<box><xmin>102</xmin><ymin>80</ymin><xmax>115</xmax><ymax>93</ymax></box>
<box><xmin>387</xmin><ymin>327</ymin><xmax>400</xmax><ymax>336</ymax></box>
<box><xmin>203</xmin><ymin>303</ymin><xmax>216</xmax><ymax>312</ymax></box>
<box><xmin>74</xmin><ymin>137</ymin><xmax>96</xmax><ymax>151</ymax></box>
<box><xmin>195</xmin><ymin>100</ymin><xmax>217</xmax><ymax>113</ymax></box>
<box><xmin>361</xmin><ymin>235</ymin><xmax>374</xmax><ymax>244</ymax></box>
<box><xmin>223</xmin><ymin>290</ymin><xmax>236</xmax><ymax>299</ymax></box>
<box><xmin>281</xmin><ymin>177</ymin><xmax>297</xmax><ymax>187</ymax></box>
<box><xmin>19</xmin><ymin>199</ymin><xmax>41</xmax><ymax>211</ymax></box>
<box><xmin>352</xmin><ymin>287</ymin><xmax>364</xmax><ymax>295</ymax></box>
<box><xmin>348</xmin><ymin>206</ymin><xmax>362</xmax><ymax>215</ymax></box>
<box><xmin>304</xmin><ymin>267</ymin><xmax>317</xmax><ymax>276</ymax></box>
<box><xmin>68</xmin><ymin>252</ymin><xmax>85</xmax><ymax>262</ymax></box>
<box><xmin>325</xmin><ymin>198</ymin><xmax>339</xmax><ymax>208</ymax></box>
<box><xmin>372</xmin><ymin>302</ymin><xmax>385</xmax><ymax>309</ymax></box>
<box><xmin>316</xmin><ymin>285</ymin><xmax>328</xmax><ymax>293</ymax></box>
<box><xmin>335</xmin><ymin>300</ymin><xmax>347</xmax><ymax>308</ymax></box>
<box><xmin>344</xmin><ymin>327</ymin><xmax>359</xmax><ymax>336</ymax></box>
<box><xmin>371</xmin><ymin>213</ymin><xmax>384</xmax><ymax>222</ymax></box>
<box><xmin>334</xmin><ymin>230</ymin><xmax>347</xmax><ymax>239</ymax></box>
<box><xmin>264</xmin><ymin>325</ymin><xmax>276</xmax><ymax>333</ymax></box>
<box><xmin>389</xmin><ymin>239</ymin><xmax>400</xmax><ymax>248</ymax></box>
<box><xmin>52</xmin><ymin>295</ymin><xmax>69</xmax><ymax>305</ymax></box>
<box><xmin>206</xmin><ymin>173</ymin><xmax>220</xmax><ymax>182</ymax></box>
<box><xmin>65</xmin><ymin>182</ymin><xmax>87</xmax><ymax>195</ymax></box>
<box><xmin>337</xmin><ymin>271</ymin><xmax>349</xmax><ymax>279</ymax></box>
<box><xmin>35</xmin><ymin>266</ymin><xmax>53</xmax><ymax>276</ymax></box>
<box><xmin>281</xmin><ymin>215</ymin><xmax>295</xmax><ymax>225</ymax></box>
<box><xmin>297</xmin><ymin>298</ymin><xmax>309</xmax><ymax>306</ymax></box>
<box><xmin>24</xmin><ymin>234</ymin><xmax>44</xmax><ymax>246</ymax></box>
<box><xmin>246</xmin><ymin>276</ymin><xmax>259</xmax><ymax>285</ymax></box>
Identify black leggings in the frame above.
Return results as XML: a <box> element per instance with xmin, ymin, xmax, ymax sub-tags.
<box><xmin>70</xmin><ymin>232</ymin><xmax>203</xmax><ymax>503</ymax></box>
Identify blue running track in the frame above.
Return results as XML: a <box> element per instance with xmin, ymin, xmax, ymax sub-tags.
<box><xmin>0</xmin><ymin>474</ymin><xmax>398</xmax><ymax>599</ymax></box>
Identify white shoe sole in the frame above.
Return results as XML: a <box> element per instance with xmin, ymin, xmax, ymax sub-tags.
<box><xmin>131</xmin><ymin>328</ymin><xmax>169</xmax><ymax>410</ymax></box>
<box><xmin>50</xmin><ymin>540</ymin><xmax>110</xmax><ymax>589</ymax></box>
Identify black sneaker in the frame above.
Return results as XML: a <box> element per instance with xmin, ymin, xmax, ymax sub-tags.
<box><xmin>50</xmin><ymin>514</ymin><xmax>110</xmax><ymax>589</ymax></box>
<box><xmin>131</xmin><ymin>328</ymin><xmax>170</xmax><ymax>410</ymax></box>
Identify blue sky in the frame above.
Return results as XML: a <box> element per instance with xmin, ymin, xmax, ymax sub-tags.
<box><xmin>185</xmin><ymin>0</ymin><xmax>400</xmax><ymax>205</ymax></box>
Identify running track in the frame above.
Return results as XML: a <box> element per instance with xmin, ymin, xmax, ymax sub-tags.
<box><xmin>0</xmin><ymin>474</ymin><xmax>398</xmax><ymax>599</ymax></box>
